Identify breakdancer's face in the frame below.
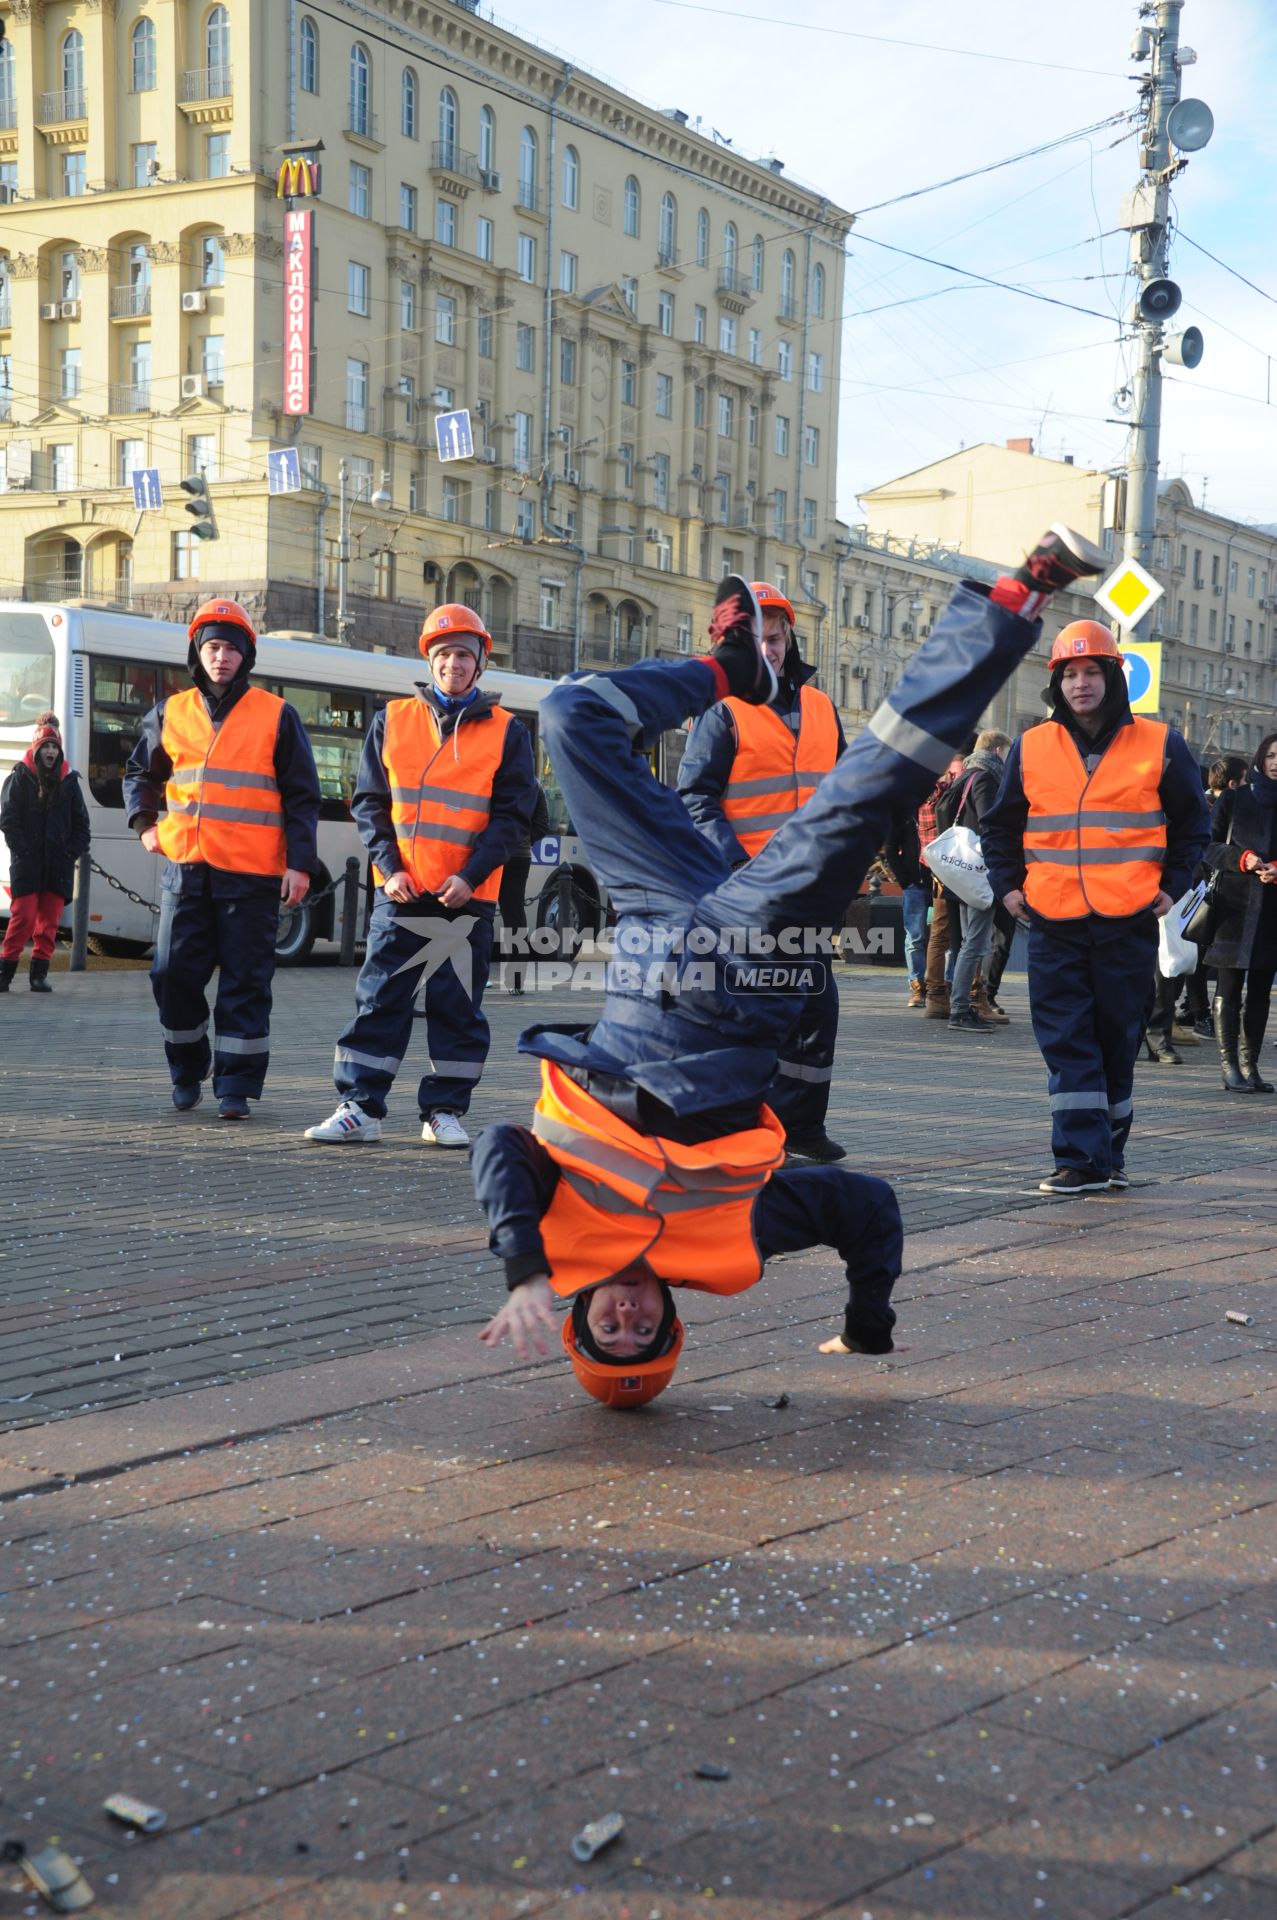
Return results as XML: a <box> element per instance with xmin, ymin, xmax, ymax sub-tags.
<box><xmin>585</xmin><ymin>1272</ymin><xmax>667</xmax><ymax>1359</ymax></box>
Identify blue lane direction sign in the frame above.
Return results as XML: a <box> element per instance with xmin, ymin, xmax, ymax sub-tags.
<box><xmin>435</xmin><ymin>408</ymin><xmax>474</xmax><ymax>463</ymax></box>
<box><xmin>268</xmin><ymin>447</ymin><xmax>303</xmax><ymax>495</ymax></box>
<box><xmin>131</xmin><ymin>467</ymin><xmax>163</xmax><ymax>512</ymax></box>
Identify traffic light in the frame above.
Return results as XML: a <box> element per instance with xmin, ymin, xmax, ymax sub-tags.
<box><xmin>180</xmin><ymin>470</ymin><xmax>218</xmax><ymax>541</ymax></box>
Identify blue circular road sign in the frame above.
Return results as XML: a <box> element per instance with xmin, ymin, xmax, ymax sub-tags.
<box><xmin>1124</xmin><ymin>650</ymin><xmax>1153</xmax><ymax>704</ymax></box>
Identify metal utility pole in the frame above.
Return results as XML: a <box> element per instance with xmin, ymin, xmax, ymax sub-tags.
<box><xmin>337</xmin><ymin>457</ymin><xmax>353</xmax><ymax>646</ymax></box>
<box><xmin>1120</xmin><ymin>1</ymin><xmax>1212</xmax><ymax>569</ymax></box>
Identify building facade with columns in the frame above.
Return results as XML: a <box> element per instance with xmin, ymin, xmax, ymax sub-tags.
<box><xmin>0</xmin><ymin>0</ymin><xmax>852</xmax><ymax>677</ymax></box>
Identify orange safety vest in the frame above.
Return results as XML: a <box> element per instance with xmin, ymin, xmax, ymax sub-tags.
<box><xmin>157</xmin><ymin>686</ymin><xmax>287</xmax><ymax>876</ymax></box>
<box><xmin>377</xmin><ymin>698</ymin><xmax>513</xmax><ymax>902</ymax></box>
<box><xmin>1021</xmin><ymin>717</ymin><xmax>1168</xmax><ymax>919</ymax></box>
<box><xmin>531</xmin><ymin>1060</ymin><xmax>787</xmax><ymax>1299</ymax></box>
<box><xmin>721</xmin><ymin>686</ymin><xmax>840</xmax><ymax>857</ymax></box>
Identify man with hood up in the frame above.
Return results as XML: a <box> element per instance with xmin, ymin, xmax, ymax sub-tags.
<box><xmin>677</xmin><ymin>583</ymin><xmax>847</xmax><ymax>1161</ymax></box>
<box><xmin>981</xmin><ymin>619</ymin><xmax>1208</xmax><ymax>1196</ymax></box>
<box><xmin>305</xmin><ymin>604</ymin><xmax>535</xmax><ymax>1149</ymax></box>
<box><xmin>0</xmin><ymin>711</ymin><xmax>91</xmax><ymax>992</ymax></box>
<box><xmin>124</xmin><ymin>598</ymin><xmax>322</xmax><ymax>1119</ymax></box>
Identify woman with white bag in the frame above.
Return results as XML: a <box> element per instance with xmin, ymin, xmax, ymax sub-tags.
<box><xmin>933</xmin><ymin>730</ymin><xmax>1012</xmax><ymax>1032</ymax></box>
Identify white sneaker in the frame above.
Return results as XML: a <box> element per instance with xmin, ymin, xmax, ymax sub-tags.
<box><xmin>304</xmin><ymin>1101</ymin><xmax>382</xmax><ymax>1144</ymax></box>
<box><xmin>421</xmin><ymin>1111</ymin><xmax>469</xmax><ymax>1149</ymax></box>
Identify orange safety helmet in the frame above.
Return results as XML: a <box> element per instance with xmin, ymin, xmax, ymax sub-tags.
<box><xmin>188</xmin><ymin>597</ymin><xmax>257</xmax><ymax>648</ymax></box>
<box><xmin>1049</xmin><ymin>620</ymin><xmax>1124</xmax><ymax>668</ymax></box>
<box><xmin>752</xmin><ymin>581</ymin><xmax>796</xmax><ymax>626</ymax></box>
<box><xmin>418</xmin><ymin>602</ymin><xmax>493</xmax><ymax>661</ymax></box>
<box><xmin>561</xmin><ymin>1312</ymin><xmax>685</xmax><ymax>1410</ymax></box>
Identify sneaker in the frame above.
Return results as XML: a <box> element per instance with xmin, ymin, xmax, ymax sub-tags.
<box><xmin>703</xmin><ymin>574</ymin><xmax>776</xmax><ymax>706</ymax></box>
<box><xmin>422</xmin><ymin>1111</ymin><xmax>470</xmax><ymax>1149</ymax></box>
<box><xmin>1109</xmin><ymin>1168</ymin><xmax>1130</xmax><ymax>1191</ymax></box>
<box><xmin>171</xmin><ymin>1082</ymin><xmax>203</xmax><ymax>1112</ymax></box>
<box><xmin>305</xmin><ymin>1100</ymin><xmax>381</xmax><ymax>1144</ymax></box>
<box><xmin>1018</xmin><ymin>524</ymin><xmax>1110</xmax><ymax>595</ymax></box>
<box><xmin>1191</xmin><ymin>1017</ymin><xmax>1214</xmax><ymax>1039</ymax></box>
<box><xmin>1038</xmin><ymin>1167</ymin><xmax>1110</xmax><ymax>1196</ymax></box>
<box><xmin>785</xmin><ymin>1131</ymin><xmax>848</xmax><ymax>1164</ymax></box>
<box><xmin>948</xmin><ymin>1007</ymin><xmax>999</xmax><ymax>1032</ymax></box>
<box><xmin>218</xmin><ymin>1095</ymin><xmax>251</xmax><ymax>1122</ymax></box>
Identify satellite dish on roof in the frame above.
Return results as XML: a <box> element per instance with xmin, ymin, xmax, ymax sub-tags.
<box><xmin>1167</xmin><ymin>98</ymin><xmax>1214</xmax><ymax>152</ymax></box>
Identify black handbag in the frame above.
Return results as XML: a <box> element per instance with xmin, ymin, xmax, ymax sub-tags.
<box><xmin>1184</xmin><ymin>815</ymin><xmax>1233</xmax><ymax>947</ymax></box>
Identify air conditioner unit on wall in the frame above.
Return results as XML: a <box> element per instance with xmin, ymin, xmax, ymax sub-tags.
<box><xmin>478</xmin><ymin>168</ymin><xmax>501</xmax><ymax>192</ymax></box>
<box><xmin>565</xmin><ymin>468</ymin><xmax>580</xmax><ymax>486</ymax></box>
<box><xmin>852</xmin><ymin>613</ymin><xmax>869</xmax><ymax>629</ymax></box>
<box><xmin>180</xmin><ymin>373</ymin><xmax>205</xmax><ymax>400</ymax></box>
<box><xmin>59</xmin><ymin>300</ymin><xmax>80</xmax><ymax>320</ymax></box>
<box><xmin>40</xmin><ymin>303</ymin><xmax>59</xmax><ymax>321</ymax></box>
<box><xmin>477</xmin><ymin>445</ymin><xmax>497</xmax><ymax>463</ymax></box>
<box><xmin>181</xmin><ymin>290</ymin><xmax>208</xmax><ymax>313</ymax></box>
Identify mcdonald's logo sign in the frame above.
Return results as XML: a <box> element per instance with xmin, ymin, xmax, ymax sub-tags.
<box><xmin>276</xmin><ymin>155</ymin><xmax>321</xmax><ymax>199</ymax></box>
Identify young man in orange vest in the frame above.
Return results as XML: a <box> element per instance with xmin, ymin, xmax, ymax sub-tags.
<box><xmin>982</xmin><ymin>620</ymin><xmax>1208</xmax><ymax>1196</ymax></box>
<box><xmin>124</xmin><ymin>598</ymin><xmax>322</xmax><ymax>1120</ymax></box>
<box><xmin>474</xmin><ymin>533</ymin><xmax>1112</xmax><ymax>1406</ymax></box>
<box><xmin>677</xmin><ymin>582</ymin><xmax>847</xmax><ymax>1162</ymax></box>
<box><xmin>305</xmin><ymin>605</ymin><xmax>535</xmax><ymax>1148</ymax></box>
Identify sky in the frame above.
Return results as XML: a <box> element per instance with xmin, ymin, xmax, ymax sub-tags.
<box><xmin>511</xmin><ymin>0</ymin><xmax>1275</xmax><ymax>528</ymax></box>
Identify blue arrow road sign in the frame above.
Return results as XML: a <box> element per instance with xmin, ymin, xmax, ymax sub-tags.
<box><xmin>268</xmin><ymin>447</ymin><xmax>302</xmax><ymax>495</ymax></box>
<box><xmin>1125</xmin><ymin>651</ymin><xmax>1153</xmax><ymax>706</ymax></box>
<box><xmin>435</xmin><ymin>408</ymin><xmax>474</xmax><ymax>463</ymax></box>
<box><xmin>131</xmin><ymin>467</ymin><xmax>163</xmax><ymax>512</ymax></box>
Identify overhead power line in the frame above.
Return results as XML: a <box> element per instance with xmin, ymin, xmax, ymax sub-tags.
<box><xmin>1176</xmin><ymin>231</ymin><xmax>1277</xmax><ymax>309</ymax></box>
<box><xmin>848</xmin><ymin>115</ymin><xmax>1134</xmax><ymax>219</ymax></box>
<box><xmin>846</xmin><ymin>232</ymin><xmax>1121</xmax><ymax>324</ymax></box>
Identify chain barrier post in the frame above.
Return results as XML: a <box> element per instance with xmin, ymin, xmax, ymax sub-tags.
<box><xmin>69</xmin><ymin>851</ymin><xmax>91</xmax><ymax>972</ymax></box>
<box><xmin>339</xmin><ymin>857</ymin><xmax>360</xmax><ymax>966</ymax></box>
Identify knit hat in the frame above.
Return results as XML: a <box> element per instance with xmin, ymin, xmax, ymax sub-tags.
<box><xmin>31</xmin><ymin>711</ymin><xmax>62</xmax><ymax>751</ymax></box>
<box><xmin>425</xmin><ymin>627</ymin><xmax>486</xmax><ymax>671</ymax></box>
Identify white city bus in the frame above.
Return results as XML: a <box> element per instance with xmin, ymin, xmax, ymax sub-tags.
<box><xmin>0</xmin><ymin>602</ymin><xmax>605</xmax><ymax>961</ymax></box>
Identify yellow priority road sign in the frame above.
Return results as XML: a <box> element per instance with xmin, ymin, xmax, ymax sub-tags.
<box><xmin>1094</xmin><ymin>556</ymin><xmax>1165</xmax><ymax>630</ymax></box>
<box><xmin>1121</xmin><ymin>638</ymin><xmax>1162</xmax><ymax>715</ymax></box>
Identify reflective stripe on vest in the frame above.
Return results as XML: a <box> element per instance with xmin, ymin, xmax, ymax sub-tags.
<box><xmin>157</xmin><ymin>687</ymin><xmax>287</xmax><ymax>875</ymax></box>
<box><xmin>377</xmin><ymin>698</ymin><xmax>513</xmax><ymax>902</ymax></box>
<box><xmin>1021</xmin><ymin>717</ymin><xmax>1168</xmax><ymax>918</ymax></box>
<box><xmin>721</xmin><ymin>686</ymin><xmax>839</xmax><ymax>857</ymax></box>
<box><xmin>531</xmin><ymin>1060</ymin><xmax>786</xmax><ymax>1299</ymax></box>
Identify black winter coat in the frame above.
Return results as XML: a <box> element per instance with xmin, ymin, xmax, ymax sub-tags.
<box><xmin>1202</xmin><ymin>786</ymin><xmax>1277</xmax><ymax>973</ymax></box>
<box><xmin>1</xmin><ymin>756</ymin><xmax>92</xmax><ymax>898</ymax></box>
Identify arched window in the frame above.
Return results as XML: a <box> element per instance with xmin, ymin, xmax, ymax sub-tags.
<box><xmin>299</xmin><ymin>16</ymin><xmax>318</xmax><ymax>93</ymax></box>
<box><xmin>811</xmin><ymin>261</ymin><xmax>825</xmax><ymax>317</ymax></box>
<box><xmin>518</xmin><ymin>126</ymin><xmax>538</xmax><ymax>207</ymax></box>
<box><xmin>61</xmin><ymin>28</ymin><xmax>85</xmax><ymax>107</ymax></box>
<box><xmin>131</xmin><ymin>17</ymin><xmax>157</xmax><ymax>93</ymax></box>
<box><xmin>562</xmin><ymin>144</ymin><xmax>579</xmax><ymax>210</ymax></box>
<box><xmin>623</xmin><ymin>175</ymin><xmax>640</xmax><ymax>238</ymax></box>
<box><xmin>479</xmin><ymin>105</ymin><xmax>495</xmax><ymax>173</ymax></box>
<box><xmin>723</xmin><ymin>221</ymin><xmax>738</xmax><ymax>281</ymax></box>
<box><xmin>349</xmin><ymin>42</ymin><xmax>370</xmax><ymax>135</ymax></box>
<box><xmin>659</xmin><ymin>192</ymin><xmax>677</xmax><ymax>263</ymax></box>
<box><xmin>696</xmin><ymin>208</ymin><xmax>710</xmax><ymax>268</ymax></box>
<box><xmin>781</xmin><ymin>247</ymin><xmax>796</xmax><ymax>311</ymax></box>
<box><xmin>401</xmin><ymin>68</ymin><xmax>419</xmax><ymax>140</ymax></box>
<box><xmin>205</xmin><ymin>5</ymin><xmax>230</xmax><ymax>78</ymax></box>
<box><xmin>752</xmin><ymin>234</ymin><xmax>764</xmax><ymax>291</ymax></box>
<box><xmin>435</xmin><ymin>84</ymin><xmax>456</xmax><ymax>158</ymax></box>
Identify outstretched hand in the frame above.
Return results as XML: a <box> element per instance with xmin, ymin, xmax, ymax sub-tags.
<box><xmin>479</xmin><ymin>1275</ymin><xmax>557</xmax><ymax>1360</ymax></box>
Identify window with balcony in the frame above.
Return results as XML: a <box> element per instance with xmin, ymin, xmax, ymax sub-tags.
<box><xmin>349</xmin><ymin>43</ymin><xmax>371</xmax><ymax>136</ymax></box>
<box><xmin>399</xmin><ymin>278</ymin><xmax>416</xmax><ymax>330</ymax></box>
<box><xmin>347</xmin><ymin>261</ymin><xmax>370</xmax><ymax>316</ymax></box>
<box><xmin>345</xmin><ymin>357</ymin><xmax>369</xmax><ymax>431</ymax></box>
<box><xmin>655</xmin><ymin>373</ymin><xmax>672</xmax><ymax>418</ymax></box>
<box><xmin>207</xmin><ymin>133</ymin><xmax>230</xmax><ymax>178</ymax></box>
<box><xmin>518</xmin><ymin>127</ymin><xmax>538</xmax><ymax>210</ymax></box>
<box><xmin>435</xmin><ymin>293</ymin><xmax>457</xmax><ymax>346</ymax></box>
<box><xmin>400</xmin><ymin>182</ymin><xmax>417</xmax><ymax>232</ymax></box>
<box><xmin>131</xmin><ymin>18</ymin><xmax>157</xmax><ymax>92</ymax></box>
<box><xmin>402</xmin><ymin>69</ymin><xmax>420</xmax><ymax>141</ymax></box>
<box><xmin>723</xmin><ymin>222</ymin><xmax>738</xmax><ymax>278</ymax></box>
<box><xmin>201</xmin><ymin>334</ymin><xmax>224</xmax><ymax>387</ymax></box>
<box><xmin>348</xmin><ymin>162</ymin><xmax>370</xmax><ymax>217</ymax></box>
<box><xmin>59</xmin><ymin>349</ymin><xmax>81</xmax><ymax>401</ymax></box>
<box><xmin>562</xmin><ymin>145</ymin><xmax>579</xmax><ymax>210</ymax></box>
<box><xmin>61</xmin><ymin>29</ymin><xmax>86</xmax><ymax>111</ymax></box>
<box><xmin>62</xmin><ymin>152</ymin><xmax>87</xmax><ymax>197</ymax></box>
<box><xmin>659</xmin><ymin>192</ymin><xmax>677</xmax><ymax>265</ymax></box>
<box><xmin>300</xmin><ymin>16</ymin><xmax>319</xmax><ymax>93</ymax></box>
<box><xmin>206</xmin><ymin>6</ymin><xmax>230</xmax><ymax>76</ymax></box>
<box><xmin>515</xmin><ymin>323</ymin><xmax>534</xmax><ymax>371</ymax></box>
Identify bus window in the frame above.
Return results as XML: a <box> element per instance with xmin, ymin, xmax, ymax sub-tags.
<box><xmin>271</xmin><ymin>681</ymin><xmax>368</xmax><ymax>822</ymax></box>
<box><xmin>89</xmin><ymin>655</ymin><xmax>164</xmax><ymax>807</ymax></box>
<box><xmin>536</xmin><ymin>737</ymin><xmax>570</xmax><ymax>836</ymax></box>
<box><xmin>0</xmin><ymin>612</ymin><xmax>55</xmax><ymax>725</ymax></box>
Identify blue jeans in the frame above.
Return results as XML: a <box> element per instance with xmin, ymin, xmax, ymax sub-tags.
<box><xmin>901</xmin><ymin>883</ymin><xmax>929</xmax><ymax>981</ymax></box>
<box><xmin>951</xmin><ymin>900</ymin><xmax>995</xmax><ymax>1013</ymax></box>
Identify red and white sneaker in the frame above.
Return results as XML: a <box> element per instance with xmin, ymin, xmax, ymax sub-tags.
<box><xmin>702</xmin><ymin>575</ymin><xmax>776</xmax><ymax>706</ymax></box>
<box><xmin>993</xmin><ymin>525</ymin><xmax>1111</xmax><ymax>620</ymax></box>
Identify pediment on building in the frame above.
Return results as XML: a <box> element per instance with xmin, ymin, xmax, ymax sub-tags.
<box><xmin>578</xmin><ymin>283</ymin><xmax>635</xmax><ymax>322</ymax></box>
<box><xmin>28</xmin><ymin>403</ymin><xmax>84</xmax><ymax>428</ymax></box>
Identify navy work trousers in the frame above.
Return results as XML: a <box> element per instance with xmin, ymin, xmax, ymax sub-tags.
<box><xmin>756</xmin><ymin>1165</ymin><xmax>901</xmax><ymax>1351</ymax></box>
<box><xmin>151</xmin><ymin>877</ymin><xmax>279</xmax><ymax>1099</ymax></box>
<box><xmin>334</xmin><ymin>896</ymin><xmax>495</xmax><ymax>1119</ymax></box>
<box><xmin>770</xmin><ymin>962</ymin><xmax>840</xmax><ymax>1139</ymax></box>
<box><xmin>1027</xmin><ymin>911</ymin><xmax>1159</xmax><ymax>1177</ymax></box>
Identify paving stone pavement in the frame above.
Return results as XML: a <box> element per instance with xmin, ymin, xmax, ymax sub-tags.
<box><xmin>0</xmin><ymin>962</ymin><xmax>1273</xmax><ymax>1918</ymax></box>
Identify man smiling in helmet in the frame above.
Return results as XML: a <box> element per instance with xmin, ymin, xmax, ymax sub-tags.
<box><xmin>678</xmin><ymin>582</ymin><xmax>847</xmax><ymax>1163</ymax></box>
<box><xmin>982</xmin><ymin>617</ymin><xmax>1208</xmax><ymax>1196</ymax></box>
<box><xmin>476</xmin><ymin>531</ymin><xmax>1115</xmax><ymax>1406</ymax></box>
<box><xmin>125</xmin><ymin>599</ymin><xmax>322</xmax><ymax>1119</ymax></box>
<box><xmin>306</xmin><ymin>605</ymin><xmax>535</xmax><ymax>1148</ymax></box>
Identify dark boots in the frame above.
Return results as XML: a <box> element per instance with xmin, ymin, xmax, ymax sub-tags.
<box><xmin>1240</xmin><ymin>1002</ymin><xmax>1275</xmax><ymax>1093</ymax></box>
<box><xmin>28</xmin><ymin>958</ymin><xmax>52</xmax><ymax>993</ymax></box>
<box><xmin>0</xmin><ymin>958</ymin><xmax>15</xmax><ymax>993</ymax></box>
<box><xmin>1214</xmin><ymin>995</ymin><xmax>1248</xmax><ymax>1091</ymax></box>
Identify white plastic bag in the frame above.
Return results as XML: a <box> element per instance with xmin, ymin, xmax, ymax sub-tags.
<box><xmin>921</xmin><ymin>825</ymin><xmax>994</xmax><ymax>910</ymax></box>
<box><xmin>1158</xmin><ymin>883</ymin><xmax>1206</xmax><ymax>978</ymax></box>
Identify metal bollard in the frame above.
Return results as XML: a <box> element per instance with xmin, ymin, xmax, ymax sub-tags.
<box><xmin>339</xmin><ymin>856</ymin><xmax>361</xmax><ymax>965</ymax></box>
<box><xmin>69</xmin><ymin>851</ymin><xmax>91</xmax><ymax>972</ymax></box>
